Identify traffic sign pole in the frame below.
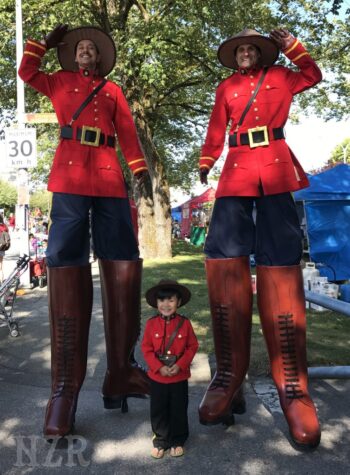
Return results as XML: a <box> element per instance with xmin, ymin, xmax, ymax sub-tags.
<box><xmin>15</xmin><ymin>0</ymin><xmax>31</xmax><ymax>287</ymax></box>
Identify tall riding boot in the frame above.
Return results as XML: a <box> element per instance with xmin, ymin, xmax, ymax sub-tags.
<box><xmin>99</xmin><ymin>259</ymin><xmax>150</xmax><ymax>410</ymax></box>
<box><xmin>44</xmin><ymin>265</ymin><xmax>93</xmax><ymax>437</ymax></box>
<box><xmin>199</xmin><ymin>257</ymin><xmax>253</xmax><ymax>426</ymax></box>
<box><xmin>257</xmin><ymin>265</ymin><xmax>321</xmax><ymax>449</ymax></box>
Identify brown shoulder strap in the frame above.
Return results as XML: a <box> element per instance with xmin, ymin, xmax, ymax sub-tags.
<box><xmin>69</xmin><ymin>79</ymin><xmax>107</xmax><ymax>125</ymax></box>
<box><xmin>164</xmin><ymin>318</ymin><xmax>184</xmax><ymax>353</ymax></box>
<box><xmin>233</xmin><ymin>66</ymin><xmax>268</xmax><ymax>138</ymax></box>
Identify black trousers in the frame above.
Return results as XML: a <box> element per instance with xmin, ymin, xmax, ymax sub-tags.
<box><xmin>46</xmin><ymin>192</ymin><xmax>139</xmax><ymax>267</ymax></box>
<box><xmin>150</xmin><ymin>379</ymin><xmax>189</xmax><ymax>449</ymax></box>
<box><xmin>204</xmin><ymin>192</ymin><xmax>302</xmax><ymax>265</ymax></box>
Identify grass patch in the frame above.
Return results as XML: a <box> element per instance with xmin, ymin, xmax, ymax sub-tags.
<box><xmin>142</xmin><ymin>240</ymin><xmax>350</xmax><ymax>376</ymax></box>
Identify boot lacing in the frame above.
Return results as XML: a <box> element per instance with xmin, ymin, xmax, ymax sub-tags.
<box><xmin>52</xmin><ymin>315</ymin><xmax>76</xmax><ymax>400</ymax></box>
<box><xmin>210</xmin><ymin>304</ymin><xmax>232</xmax><ymax>389</ymax></box>
<box><xmin>278</xmin><ymin>313</ymin><xmax>304</xmax><ymax>399</ymax></box>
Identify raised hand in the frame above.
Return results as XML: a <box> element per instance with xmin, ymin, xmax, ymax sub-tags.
<box><xmin>269</xmin><ymin>28</ymin><xmax>295</xmax><ymax>50</ymax></box>
<box><xmin>45</xmin><ymin>24</ymin><xmax>69</xmax><ymax>50</ymax></box>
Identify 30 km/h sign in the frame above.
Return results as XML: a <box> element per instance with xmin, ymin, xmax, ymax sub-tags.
<box><xmin>5</xmin><ymin>127</ymin><xmax>37</xmax><ymax>168</ymax></box>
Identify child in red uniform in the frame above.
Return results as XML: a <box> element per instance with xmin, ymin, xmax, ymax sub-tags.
<box><xmin>141</xmin><ymin>280</ymin><xmax>198</xmax><ymax>459</ymax></box>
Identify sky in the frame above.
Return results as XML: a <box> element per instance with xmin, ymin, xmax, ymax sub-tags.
<box><xmin>285</xmin><ymin>117</ymin><xmax>350</xmax><ymax>172</ymax></box>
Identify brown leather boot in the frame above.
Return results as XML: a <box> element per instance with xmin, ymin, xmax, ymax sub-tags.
<box><xmin>99</xmin><ymin>259</ymin><xmax>150</xmax><ymax>411</ymax></box>
<box><xmin>44</xmin><ymin>265</ymin><xmax>93</xmax><ymax>438</ymax></box>
<box><xmin>199</xmin><ymin>257</ymin><xmax>253</xmax><ymax>426</ymax></box>
<box><xmin>257</xmin><ymin>265</ymin><xmax>321</xmax><ymax>449</ymax></box>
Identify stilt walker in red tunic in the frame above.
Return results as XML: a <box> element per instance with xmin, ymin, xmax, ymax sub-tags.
<box><xmin>19</xmin><ymin>25</ymin><xmax>150</xmax><ymax>438</ymax></box>
<box><xmin>198</xmin><ymin>28</ymin><xmax>322</xmax><ymax>449</ymax></box>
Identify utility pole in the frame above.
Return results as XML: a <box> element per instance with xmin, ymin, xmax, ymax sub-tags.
<box><xmin>15</xmin><ymin>0</ymin><xmax>31</xmax><ymax>286</ymax></box>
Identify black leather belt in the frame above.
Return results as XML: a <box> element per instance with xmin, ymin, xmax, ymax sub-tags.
<box><xmin>229</xmin><ymin>126</ymin><xmax>285</xmax><ymax>148</ymax></box>
<box><xmin>60</xmin><ymin>126</ymin><xmax>115</xmax><ymax>148</ymax></box>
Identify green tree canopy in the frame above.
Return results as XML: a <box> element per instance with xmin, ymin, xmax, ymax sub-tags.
<box><xmin>0</xmin><ymin>179</ymin><xmax>17</xmax><ymax>212</ymax></box>
<box><xmin>329</xmin><ymin>137</ymin><xmax>350</xmax><ymax>165</ymax></box>
<box><xmin>29</xmin><ymin>189</ymin><xmax>51</xmax><ymax>215</ymax></box>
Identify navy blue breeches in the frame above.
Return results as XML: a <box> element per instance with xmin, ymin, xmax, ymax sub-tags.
<box><xmin>204</xmin><ymin>192</ymin><xmax>302</xmax><ymax>266</ymax></box>
<box><xmin>46</xmin><ymin>193</ymin><xmax>139</xmax><ymax>267</ymax></box>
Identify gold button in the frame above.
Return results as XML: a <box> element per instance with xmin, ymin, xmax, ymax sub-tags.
<box><xmin>92</xmin><ymin>80</ymin><xmax>95</xmax><ymax>84</ymax></box>
<box><xmin>94</xmin><ymin>101</ymin><xmax>98</xmax><ymax>105</ymax></box>
<box><xmin>234</xmin><ymin>163</ymin><xmax>238</xmax><ymax>167</ymax></box>
<box><xmin>155</xmin><ymin>333</ymin><xmax>159</xmax><ymax>337</ymax></box>
<box><xmin>266</xmin><ymin>85</ymin><xmax>270</xmax><ymax>89</ymax></box>
<box><xmin>68</xmin><ymin>161</ymin><xmax>72</xmax><ymax>165</ymax></box>
<box><xmin>178</xmin><ymin>334</ymin><xmax>182</xmax><ymax>338</ymax></box>
<box><xmin>251</xmin><ymin>91</ymin><xmax>255</xmax><ymax>94</ymax></box>
<box><xmin>107</xmin><ymin>165</ymin><xmax>111</xmax><ymax>169</ymax></box>
<box><xmin>250</xmin><ymin>82</ymin><xmax>254</xmax><ymax>86</ymax></box>
<box><xmin>167</xmin><ymin>350</ymin><xmax>171</xmax><ymax>354</ymax></box>
<box><xmin>253</xmin><ymin>99</ymin><xmax>257</xmax><ymax>103</ymax></box>
<box><xmin>94</xmin><ymin>108</ymin><xmax>98</xmax><ymax>112</ymax></box>
<box><xmin>256</xmin><ymin>116</ymin><xmax>259</xmax><ymax>120</ymax></box>
<box><xmin>250</xmin><ymin>75</ymin><xmax>254</xmax><ymax>78</ymax></box>
<box><xmin>275</xmin><ymin>158</ymin><xmax>279</xmax><ymax>162</ymax></box>
<box><xmin>106</xmin><ymin>93</ymin><xmax>110</xmax><ymax>97</ymax></box>
<box><xmin>234</xmin><ymin>93</ymin><xmax>238</xmax><ymax>97</ymax></box>
<box><xmin>94</xmin><ymin>117</ymin><xmax>98</xmax><ymax>121</ymax></box>
<box><xmin>254</xmin><ymin>107</ymin><xmax>258</xmax><ymax>111</ymax></box>
<box><xmin>74</xmin><ymin>88</ymin><xmax>78</xmax><ymax>92</ymax></box>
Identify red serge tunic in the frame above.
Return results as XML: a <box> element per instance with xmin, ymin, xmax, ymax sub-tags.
<box><xmin>141</xmin><ymin>314</ymin><xmax>199</xmax><ymax>384</ymax></box>
<box><xmin>18</xmin><ymin>40</ymin><xmax>148</xmax><ymax>198</ymax></box>
<box><xmin>199</xmin><ymin>39</ymin><xmax>322</xmax><ymax>197</ymax></box>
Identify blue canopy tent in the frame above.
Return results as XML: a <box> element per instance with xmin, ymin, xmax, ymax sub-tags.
<box><xmin>171</xmin><ymin>205</ymin><xmax>182</xmax><ymax>223</ymax></box>
<box><xmin>294</xmin><ymin>164</ymin><xmax>350</xmax><ymax>281</ymax></box>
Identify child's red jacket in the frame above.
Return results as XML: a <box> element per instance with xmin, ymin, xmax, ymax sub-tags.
<box><xmin>141</xmin><ymin>314</ymin><xmax>199</xmax><ymax>384</ymax></box>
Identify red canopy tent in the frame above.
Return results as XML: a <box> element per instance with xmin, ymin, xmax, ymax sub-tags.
<box><xmin>180</xmin><ymin>187</ymin><xmax>216</xmax><ymax>238</ymax></box>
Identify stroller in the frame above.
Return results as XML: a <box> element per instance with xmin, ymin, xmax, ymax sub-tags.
<box><xmin>0</xmin><ymin>255</ymin><xmax>30</xmax><ymax>337</ymax></box>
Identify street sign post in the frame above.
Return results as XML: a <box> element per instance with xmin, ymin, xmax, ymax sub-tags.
<box><xmin>5</xmin><ymin>127</ymin><xmax>37</xmax><ymax>168</ymax></box>
<box><xmin>5</xmin><ymin>127</ymin><xmax>36</xmax><ymax>287</ymax></box>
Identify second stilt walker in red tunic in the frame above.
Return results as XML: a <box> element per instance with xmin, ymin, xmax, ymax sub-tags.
<box><xmin>198</xmin><ymin>28</ymin><xmax>322</xmax><ymax>450</ymax></box>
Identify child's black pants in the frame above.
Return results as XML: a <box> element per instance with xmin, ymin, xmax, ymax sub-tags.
<box><xmin>150</xmin><ymin>379</ymin><xmax>189</xmax><ymax>449</ymax></box>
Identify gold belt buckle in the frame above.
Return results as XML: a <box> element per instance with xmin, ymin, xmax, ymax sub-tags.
<box><xmin>247</xmin><ymin>126</ymin><xmax>269</xmax><ymax>148</ymax></box>
<box><xmin>80</xmin><ymin>125</ymin><xmax>101</xmax><ymax>147</ymax></box>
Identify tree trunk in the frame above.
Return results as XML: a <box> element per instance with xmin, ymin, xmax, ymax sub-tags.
<box><xmin>133</xmin><ymin>110</ymin><xmax>172</xmax><ymax>259</ymax></box>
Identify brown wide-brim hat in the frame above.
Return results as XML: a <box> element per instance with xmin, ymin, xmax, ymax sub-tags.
<box><xmin>146</xmin><ymin>279</ymin><xmax>191</xmax><ymax>308</ymax></box>
<box><xmin>57</xmin><ymin>26</ymin><xmax>116</xmax><ymax>77</ymax></box>
<box><xmin>218</xmin><ymin>28</ymin><xmax>279</xmax><ymax>69</ymax></box>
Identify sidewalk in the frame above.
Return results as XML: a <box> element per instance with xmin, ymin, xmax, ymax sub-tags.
<box><xmin>0</xmin><ymin>254</ymin><xmax>349</xmax><ymax>474</ymax></box>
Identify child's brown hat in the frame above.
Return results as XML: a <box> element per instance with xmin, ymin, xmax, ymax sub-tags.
<box><xmin>145</xmin><ymin>279</ymin><xmax>191</xmax><ymax>308</ymax></box>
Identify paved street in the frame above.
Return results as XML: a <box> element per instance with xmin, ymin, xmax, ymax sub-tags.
<box><xmin>0</xmin><ymin>253</ymin><xmax>349</xmax><ymax>474</ymax></box>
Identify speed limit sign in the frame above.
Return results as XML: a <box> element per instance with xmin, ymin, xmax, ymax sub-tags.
<box><xmin>5</xmin><ymin>127</ymin><xmax>37</xmax><ymax>168</ymax></box>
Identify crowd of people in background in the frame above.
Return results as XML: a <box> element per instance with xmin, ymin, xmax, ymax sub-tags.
<box><xmin>0</xmin><ymin>207</ymin><xmax>49</xmax><ymax>286</ymax></box>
